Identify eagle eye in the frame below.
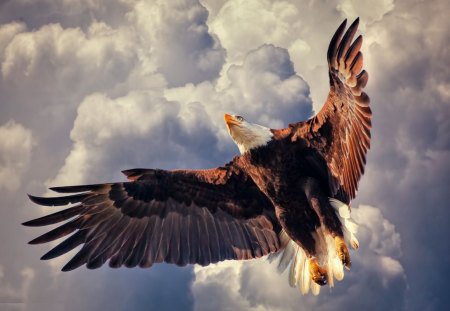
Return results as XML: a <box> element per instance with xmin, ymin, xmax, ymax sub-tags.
<box><xmin>236</xmin><ymin>116</ymin><xmax>244</xmax><ymax>122</ymax></box>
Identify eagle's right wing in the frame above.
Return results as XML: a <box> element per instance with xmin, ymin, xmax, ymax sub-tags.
<box><xmin>23</xmin><ymin>160</ymin><xmax>280</xmax><ymax>271</ymax></box>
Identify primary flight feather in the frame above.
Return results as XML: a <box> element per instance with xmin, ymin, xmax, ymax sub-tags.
<box><xmin>24</xmin><ymin>18</ymin><xmax>371</xmax><ymax>294</ymax></box>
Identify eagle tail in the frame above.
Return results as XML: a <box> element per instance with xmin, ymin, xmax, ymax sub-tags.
<box><xmin>267</xmin><ymin>233</ymin><xmax>313</xmax><ymax>294</ymax></box>
<box><xmin>268</xmin><ymin>198</ymin><xmax>359</xmax><ymax>295</ymax></box>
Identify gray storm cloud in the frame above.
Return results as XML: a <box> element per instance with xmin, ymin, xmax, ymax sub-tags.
<box><xmin>0</xmin><ymin>0</ymin><xmax>448</xmax><ymax>310</ymax></box>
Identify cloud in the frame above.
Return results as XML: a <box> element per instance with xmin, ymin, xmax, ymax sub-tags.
<box><xmin>192</xmin><ymin>205</ymin><xmax>406</xmax><ymax>311</ymax></box>
<box><xmin>165</xmin><ymin>44</ymin><xmax>313</xmax><ymax>132</ymax></box>
<box><xmin>48</xmin><ymin>35</ymin><xmax>313</xmax><ymax>190</ymax></box>
<box><xmin>48</xmin><ymin>89</ymin><xmax>216</xmax><ymax>187</ymax></box>
<box><xmin>1</xmin><ymin>20</ymin><xmax>136</xmax><ymax>99</ymax></box>
<box><xmin>205</xmin><ymin>0</ymin><xmax>352</xmax><ymax>113</ymax></box>
<box><xmin>128</xmin><ymin>0</ymin><xmax>226</xmax><ymax>87</ymax></box>
<box><xmin>0</xmin><ymin>0</ymin><xmax>131</xmax><ymax>31</ymax></box>
<box><xmin>336</xmin><ymin>0</ymin><xmax>394</xmax><ymax>24</ymax></box>
<box><xmin>0</xmin><ymin>265</ymin><xmax>35</xmax><ymax>307</ymax></box>
<box><xmin>225</xmin><ymin>44</ymin><xmax>312</xmax><ymax>126</ymax></box>
<box><xmin>0</xmin><ymin>120</ymin><xmax>33</xmax><ymax>191</ymax></box>
<box><xmin>30</xmin><ymin>266</ymin><xmax>194</xmax><ymax>311</ymax></box>
<box><xmin>352</xmin><ymin>1</ymin><xmax>450</xmax><ymax>308</ymax></box>
<box><xmin>210</xmin><ymin>0</ymin><xmax>299</xmax><ymax>62</ymax></box>
<box><xmin>50</xmin><ymin>27</ymin><xmax>313</xmax><ymax>186</ymax></box>
<box><xmin>0</xmin><ymin>22</ymin><xmax>26</xmax><ymax>60</ymax></box>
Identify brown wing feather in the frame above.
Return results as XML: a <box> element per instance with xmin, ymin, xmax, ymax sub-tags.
<box><xmin>290</xmin><ymin>18</ymin><xmax>372</xmax><ymax>203</ymax></box>
<box><xmin>319</xmin><ymin>18</ymin><xmax>371</xmax><ymax>202</ymax></box>
<box><xmin>23</xmin><ymin>160</ymin><xmax>280</xmax><ymax>271</ymax></box>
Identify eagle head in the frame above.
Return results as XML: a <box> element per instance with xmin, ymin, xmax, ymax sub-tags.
<box><xmin>224</xmin><ymin>113</ymin><xmax>273</xmax><ymax>154</ymax></box>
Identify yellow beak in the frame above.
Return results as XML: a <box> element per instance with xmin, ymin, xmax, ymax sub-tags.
<box><xmin>224</xmin><ymin>114</ymin><xmax>239</xmax><ymax>127</ymax></box>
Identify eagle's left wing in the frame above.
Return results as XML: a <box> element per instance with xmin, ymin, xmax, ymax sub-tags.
<box><xmin>290</xmin><ymin>18</ymin><xmax>372</xmax><ymax>203</ymax></box>
<box><xmin>23</xmin><ymin>161</ymin><xmax>280</xmax><ymax>271</ymax></box>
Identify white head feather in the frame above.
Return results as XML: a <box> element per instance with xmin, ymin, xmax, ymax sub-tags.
<box><xmin>224</xmin><ymin>114</ymin><xmax>273</xmax><ymax>154</ymax></box>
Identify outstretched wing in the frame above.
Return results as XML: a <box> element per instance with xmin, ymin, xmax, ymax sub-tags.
<box><xmin>292</xmin><ymin>18</ymin><xmax>371</xmax><ymax>203</ymax></box>
<box><xmin>23</xmin><ymin>161</ymin><xmax>280</xmax><ymax>271</ymax></box>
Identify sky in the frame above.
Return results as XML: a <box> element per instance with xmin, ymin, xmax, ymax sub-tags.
<box><xmin>0</xmin><ymin>0</ymin><xmax>449</xmax><ymax>310</ymax></box>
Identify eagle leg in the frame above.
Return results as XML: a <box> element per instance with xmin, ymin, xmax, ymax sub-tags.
<box><xmin>303</xmin><ymin>178</ymin><xmax>351</xmax><ymax>269</ymax></box>
<box><xmin>274</xmin><ymin>199</ymin><xmax>329</xmax><ymax>286</ymax></box>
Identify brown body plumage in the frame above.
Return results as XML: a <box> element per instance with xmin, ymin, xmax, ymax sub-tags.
<box><xmin>24</xmin><ymin>19</ymin><xmax>371</xmax><ymax>293</ymax></box>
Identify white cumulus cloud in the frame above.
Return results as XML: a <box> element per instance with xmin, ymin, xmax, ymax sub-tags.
<box><xmin>0</xmin><ymin>264</ymin><xmax>35</xmax><ymax>306</ymax></box>
<box><xmin>128</xmin><ymin>0</ymin><xmax>226</xmax><ymax>87</ymax></box>
<box><xmin>0</xmin><ymin>120</ymin><xmax>33</xmax><ymax>191</ymax></box>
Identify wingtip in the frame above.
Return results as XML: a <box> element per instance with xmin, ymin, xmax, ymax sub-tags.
<box><xmin>27</xmin><ymin>193</ymin><xmax>38</xmax><ymax>203</ymax></box>
<box><xmin>26</xmin><ymin>192</ymin><xmax>88</xmax><ymax>206</ymax></box>
<box><xmin>338</xmin><ymin>19</ymin><xmax>348</xmax><ymax>33</ymax></box>
<box><xmin>327</xmin><ymin>19</ymin><xmax>349</xmax><ymax>64</ymax></box>
<box><xmin>341</xmin><ymin>18</ymin><xmax>348</xmax><ymax>27</ymax></box>
<box><xmin>49</xmin><ymin>184</ymin><xmax>104</xmax><ymax>193</ymax></box>
<box><xmin>61</xmin><ymin>264</ymin><xmax>76</xmax><ymax>272</ymax></box>
<box><xmin>40</xmin><ymin>253</ymin><xmax>52</xmax><ymax>260</ymax></box>
<box><xmin>349</xmin><ymin>17</ymin><xmax>360</xmax><ymax>30</ymax></box>
<box><xmin>22</xmin><ymin>216</ymin><xmax>46</xmax><ymax>227</ymax></box>
<box><xmin>27</xmin><ymin>193</ymin><xmax>50</xmax><ymax>206</ymax></box>
<box><xmin>61</xmin><ymin>254</ymin><xmax>86</xmax><ymax>272</ymax></box>
<box><xmin>28</xmin><ymin>237</ymin><xmax>41</xmax><ymax>245</ymax></box>
<box><xmin>22</xmin><ymin>219</ymin><xmax>36</xmax><ymax>227</ymax></box>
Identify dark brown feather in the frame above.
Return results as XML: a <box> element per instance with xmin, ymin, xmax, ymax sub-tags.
<box><xmin>49</xmin><ymin>184</ymin><xmax>107</xmax><ymax>193</ymax></box>
<box><xmin>25</xmin><ymin>160</ymin><xmax>280</xmax><ymax>271</ymax></box>
<box><xmin>345</xmin><ymin>35</ymin><xmax>363</xmax><ymax>69</ymax></box>
<box><xmin>28</xmin><ymin>193</ymin><xmax>91</xmax><ymax>206</ymax></box>
<box><xmin>22</xmin><ymin>205</ymin><xmax>83</xmax><ymax>227</ymax></box>
<box><xmin>40</xmin><ymin>230</ymin><xmax>87</xmax><ymax>260</ymax></box>
<box><xmin>337</xmin><ymin>18</ymin><xmax>359</xmax><ymax>70</ymax></box>
<box><xmin>28</xmin><ymin>217</ymin><xmax>82</xmax><ymax>244</ymax></box>
<box><xmin>327</xmin><ymin>19</ymin><xmax>347</xmax><ymax>69</ymax></box>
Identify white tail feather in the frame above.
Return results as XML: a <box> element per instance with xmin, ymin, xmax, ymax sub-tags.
<box><xmin>288</xmin><ymin>248</ymin><xmax>299</xmax><ymax>287</ymax></box>
<box><xmin>332</xmin><ymin>257</ymin><xmax>344</xmax><ymax>281</ymax></box>
<box><xmin>325</xmin><ymin>234</ymin><xmax>336</xmax><ymax>287</ymax></box>
<box><xmin>279</xmin><ymin>242</ymin><xmax>296</xmax><ymax>273</ymax></box>
<box><xmin>311</xmin><ymin>282</ymin><xmax>321</xmax><ymax>296</ymax></box>
<box><xmin>327</xmin><ymin>256</ymin><xmax>335</xmax><ymax>288</ymax></box>
<box><xmin>269</xmin><ymin>198</ymin><xmax>359</xmax><ymax>295</ymax></box>
<box><xmin>300</xmin><ymin>257</ymin><xmax>310</xmax><ymax>294</ymax></box>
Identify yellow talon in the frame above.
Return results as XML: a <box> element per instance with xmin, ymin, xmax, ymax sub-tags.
<box><xmin>335</xmin><ymin>236</ymin><xmax>351</xmax><ymax>269</ymax></box>
<box><xmin>308</xmin><ymin>257</ymin><xmax>328</xmax><ymax>286</ymax></box>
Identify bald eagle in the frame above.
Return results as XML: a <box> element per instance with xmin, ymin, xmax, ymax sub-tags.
<box><xmin>24</xmin><ymin>19</ymin><xmax>370</xmax><ymax>295</ymax></box>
